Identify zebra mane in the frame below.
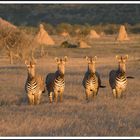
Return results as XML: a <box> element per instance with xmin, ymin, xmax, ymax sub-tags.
<box><xmin>116</xmin><ymin>70</ymin><xmax>126</xmax><ymax>77</ymax></box>
<box><xmin>55</xmin><ymin>70</ymin><xmax>64</xmax><ymax>77</ymax></box>
<box><xmin>27</xmin><ymin>74</ymin><xmax>36</xmax><ymax>81</ymax></box>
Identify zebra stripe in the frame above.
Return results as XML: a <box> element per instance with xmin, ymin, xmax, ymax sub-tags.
<box><xmin>46</xmin><ymin>56</ymin><xmax>67</xmax><ymax>103</ymax></box>
<box><xmin>109</xmin><ymin>55</ymin><xmax>128</xmax><ymax>98</ymax></box>
<box><xmin>46</xmin><ymin>71</ymin><xmax>65</xmax><ymax>103</ymax></box>
<box><xmin>25</xmin><ymin>60</ymin><xmax>45</xmax><ymax>105</ymax></box>
<box><xmin>109</xmin><ymin>71</ymin><xmax>127</xmax><ymax>98</ymax></box>
<box><xmin>83</xmin><ymin>72</ymin><xmax>99</xmax><ymax>92</ymax></box>
<box><xmin>53</xmin><ymin>72</ymin><xmax>65</xmax><ymax>91</ymax></box>
<box><xmin>83</xmin><ymin>56</ymin><xmax>103</xmax><ymax>102</ymax></box>
<box><xmin>115</xmin><ymin>71</ymin><xmax>127</xmax><ymax>90</ymax></box>
<box><xmin>26</xmin><ymin>79</ymin><xmax>39</xmax><ymax>94</ymax></box>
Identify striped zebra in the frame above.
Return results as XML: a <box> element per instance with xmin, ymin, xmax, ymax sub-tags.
<box><xmin>46</xmin><ymin>56</ymin><xmax>68</xmax><ymax>103</ymax></box>
<box><xmin>82</xmin><ymin>56</ymin><xmax>106</xmax><ymax>102</ymax></box>
<box><xmin>109</xmin><ymin>55</ymin><xmax>131</xmax><ymax>98</ymax></box>
<box><xmin>25</xmin><ymin>60</ymin><xmax>45</xmax><ymax>105</ymax></box>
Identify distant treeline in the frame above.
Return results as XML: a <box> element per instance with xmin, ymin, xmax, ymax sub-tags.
<box><xmin>0</xmin><ymin>4</ymin><xmax>140</xmax><ymax>26</ymax></box>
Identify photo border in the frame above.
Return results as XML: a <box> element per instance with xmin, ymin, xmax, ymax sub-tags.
<box><xmin>0</xmin><ymin>1</ymin><xmax>139</xmax><ymax>139</ymax></box>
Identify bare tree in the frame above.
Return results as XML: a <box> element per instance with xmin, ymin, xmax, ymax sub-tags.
<box><xmin>0</xmin><ymin>26</ymin><xmax>38</xmax><ymax>64</ymax></box>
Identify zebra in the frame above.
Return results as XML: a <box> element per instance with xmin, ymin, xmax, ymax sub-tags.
<box><xmin>82</xmin><ymin>56</ymin><xmax>106</xmax><ymax>102</ymax></box>
<box><xmin>25</xmin><ymin>60</ymin><xmax>45</xmax><ymax>105</ymax></box>
<box><xmin>109</xmin><ymin>55</ymin><xmax>134</xmax><ymax>98</ymax></box>
<box><xmin>46</xmin><ymin>56</ymin><xmax>68</xmax><ymax>103</ymax></box>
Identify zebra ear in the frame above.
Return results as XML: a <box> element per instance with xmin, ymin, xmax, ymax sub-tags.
<box><xmin>85</xmin><ymin>56</ymin><xmax>89</xmax><ymax>61</ymax></box>
<box><xmin>116</xmin><ymin>55</ymin><xmax>120</xmax><ymax>60</ymax></box>
<box><xmin>25</xmin><ymin>60</ymin><xmax>29</xmax><ymax>66</ymax></box>
<box><xmin>124</xmin><ymin>55</ymin><xmax>128</xmax><ymax>60</ymax></box>
<box><xmin>55</xmin><ymin>57</ymin><xmax>59</xmax><ymax>63</ymax></box>
<box><xmin>64</xmin><ymin>56</ymin><xmax>68</xmax><ymax>62</ymax></box>
<box><xmin>94</xmin><ymin>56</ymin><xmax>97</xmax><ymax>61</ymax></box>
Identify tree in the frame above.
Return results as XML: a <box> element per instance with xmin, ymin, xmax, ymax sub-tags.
<box><xmin>0</xmin><ymin>27</ymin><xmax>38</xmax><ymax>64</ymax></box>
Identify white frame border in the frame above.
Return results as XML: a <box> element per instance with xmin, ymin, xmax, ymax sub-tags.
<box><xmin>0</xmin><ymin>1</ymin><xmax>140</xmax><ymax>139</ymax></box>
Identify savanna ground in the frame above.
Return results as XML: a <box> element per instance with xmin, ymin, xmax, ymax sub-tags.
<box><xmin>0</xmin><ymin>34</ymin><xmax>139</xmax><ymax>136</ymax></box>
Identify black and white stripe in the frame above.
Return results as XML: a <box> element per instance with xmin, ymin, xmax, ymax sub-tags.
<box><xmin>25</xmin><ymin>76</ymin><xmax>43</xmax><ymax>105</ymax></box>
<box><xmin>109</xmin><ymin>55</ymin><xmax>129</xmax><ymax>98</ymax></box>
<box><xmin>109</xmin><ymin>70</ymin><xmax>127</xmax><ymax>98</ymax></box>
<box><xmin>25</xmin><ymin>78</ymin><xmax>39</xmax><ymax>95</ymax></box>
<box><xmin>83</xmin><ymin>72</ymin><xmax>99</xmax><ymax>92</ymax></box>
<box><xmin>53</xmin><ymin>71</ymin><xmax>65</xmax><ymax>91</ymax></box>
<box><xmin>25</xmin><ymin>60</ymin><xmax>45</xmax><ymax>105</ymax></box>
<box><xmin>83</xmin><ymin>56</ymin><xmax>105</xmax><ymax>102</ymax></box>
<box><xmin>115</xmin><ymin>71</ymin><xmax>127</xmax><ymax>90</ymax></box>
<box><xmin>46</xmin><ymin>56</ymin><xmax>67</xmax><ymax>103</ymax></box>
<box><xmin>48</xmin><ymin>70</ymin><xmax>65</xmax><ymax>103</ymax></box>
<box><xmin>83</xmin><ymin>71</ymin><xmax>100</xmax><ymax>100</ymax></box>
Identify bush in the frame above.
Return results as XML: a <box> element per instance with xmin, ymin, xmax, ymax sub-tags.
<box><xmin>40</xmin><ymin>22</ymin><xmax>56</xmax><ymax>35</ymax></box>
<box><xmin>129</xmin><ymin>23</ymin><xmax>140</xmax><ymax>34</ymax></box>
<box><xmin>60</xmin><ymin>41</ymin><xmax>77</xmax><ymax>48</ymax></box>
<box><xmin>56</xmin><ymin>23</ymin><xmax>73</xmax><ymax>35</ymax></box>
<box><xmin>18</xmin><ymin>26</ymin><xmax>38</xmax><ymax>36</ymax></box>
<box><xmin>0</xmin><ymin>27</ymin><xmax>38</xmax><ymax>64</ymax></box>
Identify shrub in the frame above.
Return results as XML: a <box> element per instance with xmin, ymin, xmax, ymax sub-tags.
<box><xmin>18</xmin><ymin>26</ymin><xmax>38</xmax><ymax>36</ymax></box>
<box><xmin>56</xmin><ymin>23</ymin><xmax>73</xmax><ymax>35</ymax></box>
<box><xmin>60</xmin><ymin>41</ymin><xmax>77</xmax><ymax>48</ymax></box>
<box><xmin>0</xmin><ymin>27</ymin><xmax>38</xmax><ymax>64</ymax></box>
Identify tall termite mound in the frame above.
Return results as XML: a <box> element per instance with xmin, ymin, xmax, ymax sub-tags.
<box><xmin>117</xmin><ymin>25</ymin><xmax>129</xmax><ymax>41</ymax></box>
<box><xmin>87</xmin><ymin>30</ymin><xmax>100</xmax><ymax>39</ymax></box>
<box><xmin>35</xmin><ymin>24</ymin><xmax>55</xmax><ymax>45</ymax></box>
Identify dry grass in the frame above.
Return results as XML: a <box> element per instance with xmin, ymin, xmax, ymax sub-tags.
<box><xmin>0</xmin><ymin>34</ymin><xmax>139</xmax><ymax>136</ymax></box>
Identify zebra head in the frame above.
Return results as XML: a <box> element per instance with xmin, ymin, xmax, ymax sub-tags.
<box><xmin>25</xmin><ymin>60</ymin><xmax>36</xmax><ymax>78</ymax></box>
<box><xmin>116</xmin><ymin>55</ymin><xmax>128</xmax><ymax>73</ymax></box>
<box><xmin>55</xmin><ymin>56</ymin><xmax>68</xmax><ymax>75</ymax></box>
<box><xmin>85</xmin><ymin>56</ymin><xmax>97</xmax><ymax>74</ymax></box>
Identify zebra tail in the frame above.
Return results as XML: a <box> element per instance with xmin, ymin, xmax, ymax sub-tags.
<box><xmin>127</xmin><ymin>76</ymin><xmax>135</xmax><ymax>79</ymax></box>
<box><xmin>100</xmin><ymin>85</ymin><xmax>106</xmax><ymax>88</ymax></box>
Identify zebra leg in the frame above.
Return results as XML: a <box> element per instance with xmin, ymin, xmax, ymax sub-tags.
<box><xmin>94</xmin><ymin>88</ymin><xmax>99</xmax><ymax>98</ymax></box>
<box><xmin>112</xmin><ymin>89</ymin><xmax>117</xmax><ymax>98</ymax></box>
<box><xmin>121</xmin><ymin>89</ymin><xmax>126</xmax><ymax>98</ymax></box>
<box><xmin>28</xmin><ymin>93</ymin><xmax>34</xmax><ymax>105</ymax></box>
<box><xmin>34</xmin><ymin>94</ymin><xmax>38</xmax><ymax>105</ymax></box>
<box><xmin>120</xmin><ymin>93</ymin><xmax>123</xmax><ymax>98</ymax></box>
<box><xmin>117</xmin><ymin>89</ymin><xmax>122</xmax><ymax>98</ymax></box>
<box><xmin>93</xmin><ymin>91</ymin><xmax>97</xmax><ymax>99</ymax></box>
<box><xmin>34</xmin><ymin>92</ymin><xmax>42</xmax><ymax>105</ymax></box>
<box><xmin>60</xmin><ymin>89</ymin><xmax>64</xmax><ymax>102</ymax></box>
<box><xmin>54</xmin><ymin>90</ymin><xmax>58</xmax><ymax>103</ymax></box>
<box><xmin>49</xmin><ymin>92</ymin><xmax>53</xmax><ymax>103</ymax></box>
<box><xmin>85</xmin><ymin>89</ymin><xmax>90</xmax><ymax>102</ymax></box>
<box><xmin>60</xmin><ymin>93</ymin><xmax>63</xmax><ymax>103</ymax></box>
<box><xmin>38</xmin><ymin>93</ymin><xmax>42</xmax><ymax>104</ymax></box>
